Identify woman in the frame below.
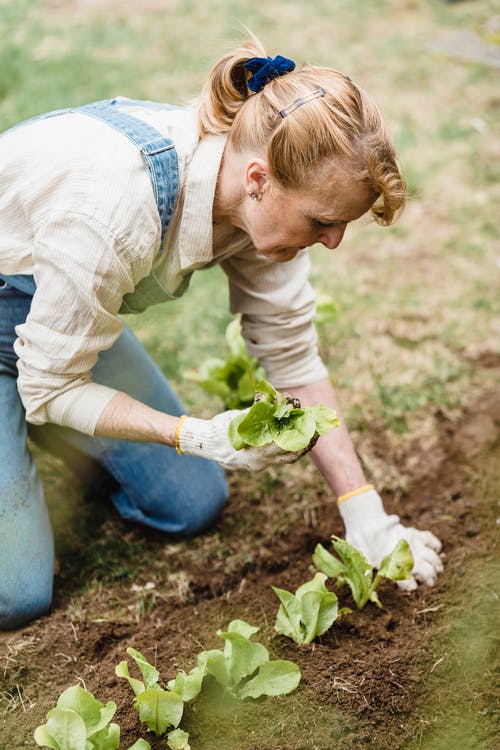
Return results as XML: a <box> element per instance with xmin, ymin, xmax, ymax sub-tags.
<box><xmin>0</xmin><ymin>39</ymin><xmax>443</xmax><ymax>629</ymax></box>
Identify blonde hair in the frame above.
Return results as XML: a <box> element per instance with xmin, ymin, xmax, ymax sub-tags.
<box><xmin>197</xmin><ymin>38</ymin><xmax>406</xmax><ymax>225</ymax></box>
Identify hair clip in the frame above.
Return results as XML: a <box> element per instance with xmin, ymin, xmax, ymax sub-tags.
<box><xmin>279</xmin><ymin>87</ymin><xmax>325</xmax><ymax>118</ymax></box>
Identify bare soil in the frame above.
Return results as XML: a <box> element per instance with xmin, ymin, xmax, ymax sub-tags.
<box><xmin>1</xmin><ymin>390</ymin><xmax>499</xmax><ymax>750</ymax></box>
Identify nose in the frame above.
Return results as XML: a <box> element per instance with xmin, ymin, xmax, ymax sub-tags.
<box><xmin>318</xmin><ymin>224</ymin><xmax>347</xmax><ymax>250</ymax></box>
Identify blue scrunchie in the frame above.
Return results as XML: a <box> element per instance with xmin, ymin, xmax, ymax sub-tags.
<box><xmin>244</xmin><ymin>55</ymin><xmax>296</xmax><ymax>93</ymax></box>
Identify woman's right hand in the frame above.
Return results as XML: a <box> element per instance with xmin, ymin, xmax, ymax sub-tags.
<box><xmin>176</xmin><ymin>410</ymin><xmax>309</xmax><ymax>471</ymax></box>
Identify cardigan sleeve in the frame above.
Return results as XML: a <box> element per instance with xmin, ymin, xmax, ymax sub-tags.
<box><xmin>220</xmin><ymin>247</ymin><xmax>329</xmax><ymax>388</ymax></box>
<box><xmin>14</xmin><ymin>210</ymin><xmax>153</xmax><ymax>434</ymax></box>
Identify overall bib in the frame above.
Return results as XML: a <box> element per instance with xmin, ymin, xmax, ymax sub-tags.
<box><xmin>0</xmin><ymin>100</ymin><xmax>227</xmax><ymax>629</ymax></box>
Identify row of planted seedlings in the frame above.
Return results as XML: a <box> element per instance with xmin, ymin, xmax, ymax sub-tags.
<box><xmin>34</xmin><ymin>533</ymin><xmax>413</xmax><ymax>750</ymax></box>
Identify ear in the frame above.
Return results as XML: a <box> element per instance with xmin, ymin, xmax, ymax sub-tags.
<box><xmin>245</xmin><ymin>158</ymin><xmax>270</xmax><ymax>198</ymax></box>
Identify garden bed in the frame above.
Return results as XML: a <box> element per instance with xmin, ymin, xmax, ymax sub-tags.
<box><xmin>1</xmin><ymin>389</ymin><xmax>498</xmax><ymax>750</ymax></box>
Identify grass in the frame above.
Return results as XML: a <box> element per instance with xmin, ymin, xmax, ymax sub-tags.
<box><xmin>1</xmin><ymin>0</ymin><xmax>499</xmax><ymax>747</ymax></box>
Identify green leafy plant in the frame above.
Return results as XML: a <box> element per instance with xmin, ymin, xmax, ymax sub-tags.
<box><xmin>229</xmin><ymin>379</ymin><xmax>339</xmax><ymax>452</ymax></box>
<box><xmin>197</xmin><ymin>619</ymin><xmax>301</xmax><ymax>699</ymax></box>
<box><xmin>313</xmin><ymin>536</ymin><xmax>414</xmax><ymax>608</ymax></box>
<box><xmin>185</xmin><ymin>316</ymin><xmax>266</xmax><ymax>409</ymax></box>
<box><xmin>34</xmin><ymin>685</ymin><xmax>121</xmax><ymax>750</ymax></box>
<box><xmin>116</xmin><ymin>648</ymin><xmax>185</xmax><ymax>737</ymax></box>
<box><xmin>314</xmin><ymin>291</ymin><xmax>340</xmax><ymax>326</ymax></box>
<box><xmin>272</xmin><ymin>572</ymin><xmax>339</xmax><ymax>645</ymax></box>
<box><xmin>167</xmin><ymin>663</ymin><xmax>206</xmax><ymax>702</ymax></box>
<box><xmin>167</xmin><ymin>728</ymin><xmax>191</xmax><ymax>750</ymax></box>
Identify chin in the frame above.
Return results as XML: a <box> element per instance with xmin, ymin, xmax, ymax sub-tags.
<box><xmin>256</xmin><ymin>248</ymin><xmax>300</xmax><ymax>263</ymax></box>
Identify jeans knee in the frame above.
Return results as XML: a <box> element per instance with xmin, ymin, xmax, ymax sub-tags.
<box><xmin>0</xmin><ymin>576</ymin><xmax>53</xmax><ymax>630</ymax></box>
<box><xmin>178</xmin><ymin>469</ymin><xmax>228</xmax><ymax>537</ymax></box>
<box><xmin>112</xmin><ymin>459</ymin><xmax>229</xmax><ymax>537</ymax></box>
<box><xmin>0</xmin><ymin>554</ymin><xmax>54</xmax><ymax>630</ymax></box>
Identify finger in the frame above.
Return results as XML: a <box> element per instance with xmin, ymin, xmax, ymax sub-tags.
<box><xmin>397</xmin><ymin>576</ymin><xmax>418</xmax><ymax>592</ymax></box>
<box><xmin>411</xmin><ymin>558</ymin><xmax>439</xmax><ymax>587</ymax></box>
<box><xmin>420</xmin><ymin>530</ymin><xmax>442</xmax><ymax>553</ymax></box>
<box><xmin>262</xmin><ymin>443</ymin><xmax>306</xmax><ymax>461</ymax></box>
<box><xmin>273</xmin><ymin>450</ymin><xmax>304</xmax><ymax>465</ymax></box>
<box><xmin>420</xmin><ymin>546</ymin><xmax>444</xmax><ymax>574</ymax></box>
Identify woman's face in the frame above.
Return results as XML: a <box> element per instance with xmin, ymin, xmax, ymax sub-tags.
<box><xmin>244</xmin><ymin>163</ymin><xmax>376</xmax><ymax>263</ymax></box>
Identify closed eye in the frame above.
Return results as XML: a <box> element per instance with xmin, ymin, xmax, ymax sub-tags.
<box><xmin>311</xmin><ymin>218</ymin><xmax>336</xmax><ymax>229</ymax></box>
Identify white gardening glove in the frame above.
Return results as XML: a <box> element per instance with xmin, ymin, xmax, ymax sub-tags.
<box><xmin>338</xmin><ymin>486</ymin><xmax>443</xmax><ymax>590</ymax></box>
<box><xmin>176</xmin><ymin>410</ymin><xmax>311</xmax><ymax>471</ymax></box>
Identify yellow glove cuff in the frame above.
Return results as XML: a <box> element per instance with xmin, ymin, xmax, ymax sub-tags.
<box><xmin>174</xmin><ymin>415</ymin><xmax>187</xmax><ymax>455</ymax></box>
<box><xmin>336</xmin><ymin>483</ymin><xmax>375</xmax><ymax>506</ymax></box>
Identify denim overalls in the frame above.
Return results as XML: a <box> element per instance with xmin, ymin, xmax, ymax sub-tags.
<box><xmin>0</xmin><ymin>99</ymin><xmax>227</xmax><ymax>630</ymax></box>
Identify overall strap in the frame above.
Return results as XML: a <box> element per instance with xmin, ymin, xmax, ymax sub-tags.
<box><xmin>75</xmin><ymin>99</ymin><xmax>179</xmax><ymax>241</ymax></box>
<box><xmin>2</xmin><ymin>98</ymin><xmax>179</xmax><ymax>242</ymax></box>
<box><xmin>0</xmin><ymin>99</ymin><xmax>181</xmax><ymax>304</ymax></box>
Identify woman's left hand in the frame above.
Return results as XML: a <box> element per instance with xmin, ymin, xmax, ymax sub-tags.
<box><xmin>338</xmin><ymin>487</ymin><xmax>444</xmax><ymax>589</ymax></box>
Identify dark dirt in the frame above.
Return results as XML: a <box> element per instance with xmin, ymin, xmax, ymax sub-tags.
<box><xmin>1</xmin><ymin>390</ymin><xmax>499</xmax><ymax>750</ymax></box>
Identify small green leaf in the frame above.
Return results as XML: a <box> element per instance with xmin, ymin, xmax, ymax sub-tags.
<box><xmin>300</xmin><ymin>590</ymin><xmax>338</xmax><ymax>644</ymax></box>
<box><xmin>135</xmin><ymin>688</ymin><xmax>184</xmax><ymax>736</ymax></box>
<box><xmin>219</xmin><ymin>632</ymin><xmax>269</xmax><ymax>687</ymax></box>
<box><xmin>34</xmin><ymin>724</ymin><xmax>61</xmax><ymax>750</ymax></box>
<box><xmin>368</xmin><ymin>589</ymin><xmax>383</xmax><ymax>608</ymax></box>
<box><xmin>167</xmin><ymin>665</ymin><xmax>205</xmax><ymax>702</ymax></box>
<box><xmin>253</xmin><ymin>379</ymin><xmax>278</xmax><ymax>403</ymax></box>
<box><xmin>239</xmin><ymin>660</ymin><xmax>301</xmax><ymax>699</ymax></box>
<box><xmin>312</xmin><ymin>543</ymin><xmax>347</xmax><ymax>579</ymax></box>
<box><xmin>295</xmin><ymin>572</ymin><xmax>329</xmax><ymax>600</ymax></box>
<box><xmin>167</xmin><ymin>728</ymin><xmax>191</xmax><ymax>750</ymax></box>
<box><xmin>272</xmin><ymin>411</ymin><xmax>316</xmax><ymax>451</ymax></box>
<box><xmin>115</xmin><ymin>661</ymin><xmax>145</xmax><ymax>696</ymax></box>
<box><xmin>55</xmin><ymin>686</ymin><xmax>117</xmax><ymax>740</ymax></box>
<box><xmin>126</xmin><ymin>648</ymin><xmax>159</xmax><ymax>689</ymax></box>
<box><xmin>225</xmin><ymin>317</ymin><xmax>248</xmax><ymax>359</ymax></box>
<box><xmin>126</xmin><ymin>740</ymin><xmax>151</xmax><ymax>750</ymax></box>
<box><xmin>233</xmin><ymin>402</ymin><xmax>276</xmax><ymax>447</ymax></box>
<box><xmin>226</xmin><ymin>619</ymin><xmax>260</xmax><ymax>638</ymax></box>
<box><xmin>306</xmin><ymin>404</ymin><xmax>339</xmax><ymax>435</ymax></box>
<box><xmin>272</xmin><ymin>586</ymin><xmax>303</xmax><ymax>644</ymax></box>
<box><xmin>377</xmin><ymin>539</ymin><xmax>414</xmax><ymax>581</ymax></box>
<box><xmin>331</xmin><ymin>536</ymin><xmax>373</xmax><ymax>609</ymax></box>
<box><xmin>237</xmin><ymin>370</ymin><xmax>257</xmax><ymax>405</ymax></box>
<box><xmin>197</xmin><ymin>649</ymin><xmax>231</xmax><ymax>689</ymax></box>
<box><xmin>91</xmin><ymin>722</ymin><xmax>120</xmax><ymax>750</ymax></box>
<box><xmin>228</xmin><ymin>412</ymin><xmax>248</xmax><ymax>450</ymax></box>
<box><xmin>44</xmin><ymin>708</ymin><xmax>87</xmax><ymax>750</ymax></box>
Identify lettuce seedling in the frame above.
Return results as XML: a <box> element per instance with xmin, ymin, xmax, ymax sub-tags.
<box><xmin>229</xmin><ymin>379</ymin><xmax>339</xmax><ymax>452</ymax></box>
<box><xmin>185</xmin><ymin>317</ymin><xmax>266</xmax><ymax>409</ymax></box>
<box><xmin>167</xmin><ymin>728</ymin><xmax>191</xmax><ymax>750</ymax></box>
<box><xmin>116</xmin><ymin>648</ymin><xmax>184</xmax><ymax>737</ymax></box>
<box><xmin>313</xmin><ymin>536</ymin><xmax>414</xmax><ymax>608</ymax></box>
<box><xmin>34</xmin><ymin>684</ymin><xmax>120</xmax><ymax>750</ymax></box>
<box><xmin>197</xmin><ymin>619</ymin><xmax>300</xmax><ymax>699</ymax></box>
<box><xmin>272</xmin><ymin>572</ymin><xmax>339</xmax><ymax>645</ymax></box>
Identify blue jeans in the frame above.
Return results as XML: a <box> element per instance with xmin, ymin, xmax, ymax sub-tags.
<box><xmin>0</xmin><ymin>278</ymin><xmax>228</xmax><ymax>630</ymax></box>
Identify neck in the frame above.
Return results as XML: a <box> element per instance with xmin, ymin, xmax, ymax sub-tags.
<box><xmin>212</xmin><ymin>144</ymin><xmax>248</xmax><ymax>230</ymax></box>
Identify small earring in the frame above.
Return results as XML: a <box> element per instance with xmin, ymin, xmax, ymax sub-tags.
<box><xmin>250</xmin><ymin>192</ymin><xmax>258</xmax><ymax>201</ymax></box>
